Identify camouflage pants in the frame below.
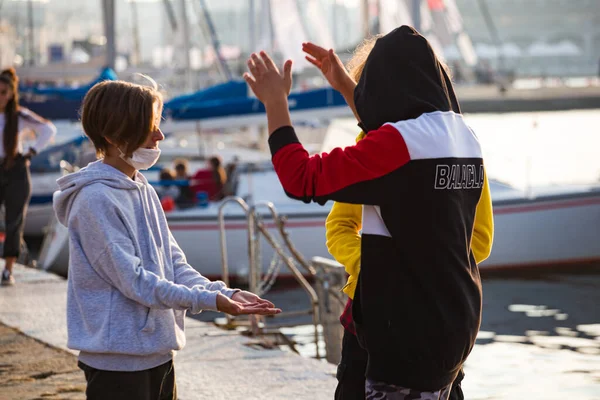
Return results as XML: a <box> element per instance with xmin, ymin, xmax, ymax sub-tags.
<box><xmin>365</xmin><ymin>379</ymin><xmax>451</xmax><ymax>400</ymax></box>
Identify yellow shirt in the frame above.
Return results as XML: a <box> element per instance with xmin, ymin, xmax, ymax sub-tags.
<box><xmin>325</xmin><ymin>132</ymin><xmax>494</xmax><ymax>299</ymax></box>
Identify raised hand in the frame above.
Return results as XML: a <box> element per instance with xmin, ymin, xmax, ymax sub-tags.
<box><xmin>302</xmin><ymin>42</ymin><xmax>355</xmax><ymax>95</ymax></box>
<box><xmin>216</xmin><ymin>292</ymin><xmax>281</xmax><ymax>316</ymax></box>
<box><xmin>244</xmin><ymin>51</ymin><xmax>293</xmax><ymax>106</ymax></box>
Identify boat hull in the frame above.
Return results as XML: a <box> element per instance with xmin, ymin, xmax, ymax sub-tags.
<box><xmin>480</xmin><ymin>193</ymin><xmax>600</xmax><ymax>270</ymax></box>
<box><xmin>39</xmin><ymin>190</ymin><xmax>600</xmax><ymax>279</ymax></box>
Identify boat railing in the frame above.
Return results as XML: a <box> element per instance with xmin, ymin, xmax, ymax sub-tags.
<box><xmin>217</xmin><ymin>196</ymin><xmax>321</xmax><ymax>359</ymax></box>
<box><xmin>217</xmin><ymin>197</ymin><xmax>252</xmax><ymax>329</ymax></box>
<box><xmin>310</xmin><ymin>257</ymin><xmax>347</xmax><ymax>365</ymax></box>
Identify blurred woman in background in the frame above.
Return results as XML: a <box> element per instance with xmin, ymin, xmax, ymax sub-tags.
<box><xmin>0</xmin><ymin>68</ymin><xmax>56</xmax><ymax>286</ymax></box>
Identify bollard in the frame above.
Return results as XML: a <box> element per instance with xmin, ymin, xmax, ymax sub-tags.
<box><xmin>312</xmin><ymin>257</ymin><xmax>347</xmax><ymax>365</ymax></box>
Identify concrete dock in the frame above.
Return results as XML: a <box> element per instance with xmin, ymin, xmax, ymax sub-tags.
<box><xmin>0</xmin><ymin>263</ymin><xmax>337</xmax><ymax>400</ymax></box>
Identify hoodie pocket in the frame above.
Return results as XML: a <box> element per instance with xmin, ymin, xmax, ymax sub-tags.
<box><xmin>141</xmin><ymin>308</ymin><xmax>156</xmax><ymax>333</ymax></box>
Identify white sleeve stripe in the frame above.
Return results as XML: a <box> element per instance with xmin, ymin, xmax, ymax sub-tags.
<box><xmin>386</xmin><ymin>111</ymin><xmax>482</xmax><ymax>160</ymax></box>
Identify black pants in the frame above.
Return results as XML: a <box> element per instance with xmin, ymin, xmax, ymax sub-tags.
<box><xmin>78</xmin><ymin>360</ymin><xmax>177</xmax><ymax>400</ymax></box>
<box><xmin>335</xmin><ymin>329</ymin><xmax>465</xmax><ymax>400</ymax></box>
<box><xmin>0</xmin><ymin>156</ymin><xmax>31</xmax><ymax>258</ymax></box>
<box><xmin>335</xmin><ymin>329</ymin><xmax>369</xmax><ymax>400</ymax></box>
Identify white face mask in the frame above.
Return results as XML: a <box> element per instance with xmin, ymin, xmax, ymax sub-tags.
<box><xmin>119</xmin><ymin>147</ymin><xmax>161</xmax><ymax>170</ymax></box>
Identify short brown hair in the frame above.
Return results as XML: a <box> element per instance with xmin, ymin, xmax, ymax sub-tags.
<box><xmin>81</xmin><ymin>79</ymin><xmax>163</xmax><ymax>158</ymax></box>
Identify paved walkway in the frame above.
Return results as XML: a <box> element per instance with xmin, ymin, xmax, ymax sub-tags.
<box><xmin>0</xmin><ymin>263</ymin><xmax>337</xmax><ymax>399</ymax></box>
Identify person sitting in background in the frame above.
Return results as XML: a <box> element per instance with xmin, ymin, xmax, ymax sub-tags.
<box><xmin>174</xmin><ymin>158</ymin><xmax>189</xmax><ymax>180</ymax></box>
<box><xmin>173</xmin><ymin>158</ymin><xmax>195</xmax><ymax>208</ymax></box>
<box><xmin>208</xmin><ymin>155</ymin><xmax>227</xmax><ymax>201</ymax></box>
<box><xmin>156</xmin><ymin>168</ymin><xmax>180</xmax><ymax>201</ymax></box>
<box><xmin>190</xmin><ymin>156</ymin><xmax>228</xmax><ymax>202</ymax></box>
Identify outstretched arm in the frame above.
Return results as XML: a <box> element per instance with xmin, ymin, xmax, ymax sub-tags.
<box><xmin>244</xmin><ymin>52</ymin><xmax>411</xmax><ymax>206</ymax></box>
<box><xmin>170</xmin><ymin>229</ymin><xmax>280</xmax><ymax>315</ymax></box>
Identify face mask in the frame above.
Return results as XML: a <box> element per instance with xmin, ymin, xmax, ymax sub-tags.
<box><xmin>119</xmin><ymin>147</ymin><xmax>161</xmax><ymax>170</ymax></box>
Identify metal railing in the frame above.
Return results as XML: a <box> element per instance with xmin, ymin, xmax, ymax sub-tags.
<box><xmin>217</xmin><ymin>196</ymin><xmax>321</xmax><ymax>358</ymax></box>
<box><xmin>311</xmin><ymin>257</ymin><xmax>348</xmax><ymax>365</ymax></box>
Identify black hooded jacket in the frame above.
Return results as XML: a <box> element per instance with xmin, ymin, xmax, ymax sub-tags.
<box><xmin>268</xmin><ymin>26</ymin><xmax>492</xmax><ymax>390</ymax></box>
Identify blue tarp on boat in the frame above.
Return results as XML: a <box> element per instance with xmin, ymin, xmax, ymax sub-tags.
<box><xmin>163</xmin><ymin>80</ymin><xmax>346</xmax><ymax>122</ymax></box>
<box><xmin>19</xmin><ymin>68</ymin><xmax>118</xmax><ymax>121</ymax></box>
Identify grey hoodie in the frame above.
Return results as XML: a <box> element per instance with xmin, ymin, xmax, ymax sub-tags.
<box><xmin>54</xmin><ymin>160</ymin><xmax>237</xmax><ymax>371</ymax></box>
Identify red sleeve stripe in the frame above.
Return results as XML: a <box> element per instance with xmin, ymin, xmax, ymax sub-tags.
<box><xmin>271</xmin><ymin>124</ymin><xmax>410</xmax><ymax>200</ymax></box>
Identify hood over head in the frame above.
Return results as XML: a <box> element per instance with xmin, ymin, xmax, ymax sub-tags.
<box><xmin>354</xmin><ymin>25</ymin><xmax>460</xmax><ymax>132</ymax></box>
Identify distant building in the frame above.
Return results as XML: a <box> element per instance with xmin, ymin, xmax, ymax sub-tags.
<box><xmin>456</xmin><ymin>0</ymin><xmax>600</xmax><ymax>77</ymax></box>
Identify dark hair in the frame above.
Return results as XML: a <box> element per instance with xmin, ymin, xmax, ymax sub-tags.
<box><xmin>209</xmin><ymin>155</ymin><xmax>227</xmax><ymax>187</ymax></box>
<box><xmin>159</xmin><ymin>168</ymin><xmax>175</xmax><ymax>181</ymax></box>
<box><xmin>209</xmin><ymin>155</ymin><xmax>222</xmax><ymax>169</ymax></box>
<box><xmin>174</xmin><ymin>158</ymin><xmax>188</xmax><ymax>172</ymax></box>
<box><xmin>0</xmin><ymin>68</ymin><xmax>20</xmax><ymax>161</ymax></box>
<box><xmin>80</xmin><ymin>79</ymin><xmax>163</xmax><ymax>158</ymax></box>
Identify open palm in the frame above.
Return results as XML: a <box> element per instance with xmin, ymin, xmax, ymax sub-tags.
<box><xmin>302</xmin><ymin>42</ymin><xmax>354</xmax><ymax>93</ymax></box>
<box><xmin>232</xmin><ymin>290</ymin><xmax>275</xmax><ymax>307</ymax></box>
<box><xmin>216</xmin><ymin>293</ymin><xmax>281</xmax><ymax>316</ymax></box>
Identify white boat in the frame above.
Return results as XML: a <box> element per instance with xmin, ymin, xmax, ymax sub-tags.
<box><xmin>483</xmin><ymin>182</ymin><xmax>600</xmax><ymax>270</ymax></box>
<box><xmin>37</xmin><ymin>161</ymin><xmax>600</xmax><ymax>279</ymax></box>
<box><xmin>24</xmin><ymin>120</ymin><xmax>326</xmax><ymax>236</ymax></box>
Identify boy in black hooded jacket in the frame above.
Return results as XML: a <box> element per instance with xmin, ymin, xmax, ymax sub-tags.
<box><xmin>244</xmin><ymin>26</ymin><xmax>494</xmax><ymax>399</ymax></box>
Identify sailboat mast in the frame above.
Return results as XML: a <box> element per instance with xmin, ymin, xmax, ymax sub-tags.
<box><xmin>197</xmin><ymin>0</ymin><xmax>232</xmax><ymax>81</ymax></box>
<box><xmin>411</xmin><ymin>0</ymin><xmax>421</xmax><ymax>32</ymax></box>
<box><xmin>130</xmin><ymin>0</ymin><xmax>141</xmax><ymax>66</ymax></box>
<box><xmin>179</xmin><ymin>0</ymin><xmax>193</xmax><ymax>90</ymax></box>
<box><xmin>361</xmin><ymin>0</ymin><xmax>369</xmax><ymax>39</ymax></box>
<box><xmin>102</xmin><ymin>0</ymin><xmax>116</xmax><ymax>70</ymax></box>
<box><xmin>249</xmin><ymin>0</ymin><xmax>256</xmax><ymax>52</ymax></box>
<box><xmin>331</xmin><ymin>0</ymin><xmax>337</xmax><ymax>50</ymax></box>
<box><xmin>27</xmin><ymin>0</ymin><xmax>34</xmax><ymax>65</ymax></box>
<box><xmin>162</xmin><ymin>0</ymin><xmax>178</xmax><ymax>32</ymax></box>
<box><xmin>265</xmin><ymin>0</ymin><xmax>274</xmax><ymax>53</ymax></box>
<box><xmin>476</xmin><ymin>0</ymin><xmax>505</xmax><ymax>74</ymax></box>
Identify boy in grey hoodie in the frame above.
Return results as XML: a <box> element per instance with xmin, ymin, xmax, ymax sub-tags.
<box><xmin>53</xmin><ymin>79</ymin><xmax>280</xmax><ymax>400</ymax></box>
